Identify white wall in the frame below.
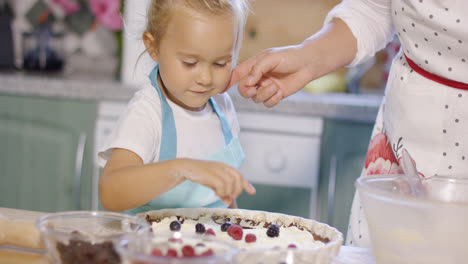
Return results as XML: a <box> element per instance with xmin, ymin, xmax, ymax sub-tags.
<box><xmin>120</xmin><ymin>0</ymin><xmax>155</xmax><ymax>87</ymax></box>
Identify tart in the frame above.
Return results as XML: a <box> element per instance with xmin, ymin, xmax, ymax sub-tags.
<box><xmin>138</xmin><ymin>208</ymin><xmax>343</xmax><ymax>262</ymax></box>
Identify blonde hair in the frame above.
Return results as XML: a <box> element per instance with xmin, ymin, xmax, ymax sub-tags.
<box><xmin>145</xmin><ymin>0</ymin><xmax>250</xmax><ymax>66</ymax></box>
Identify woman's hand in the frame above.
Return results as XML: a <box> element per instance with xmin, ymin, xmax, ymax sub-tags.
<box><xmin>225</xmin><ymin>19</ymin><xmax>357</xmax><ymax>108</ymax></box>
<box><xmin>227</xmin><ymin>45</ymin><xmax>314</xmax><ymax>108</ymax></box>
<box><xmin>177</xmin><ymin>159</ymin><xmax>256</xmax><ymax>205</ymax></box>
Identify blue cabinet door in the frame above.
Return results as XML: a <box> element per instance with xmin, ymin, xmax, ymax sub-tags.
<box><xmin>0</xmin><ymin>95</ymin><xmax>97</xmax><ymax>212</ymax></box>
<box><xmin>318</xmin><ymin>119</ymin><xmax>373</xmax><ymax>238</ymax></box>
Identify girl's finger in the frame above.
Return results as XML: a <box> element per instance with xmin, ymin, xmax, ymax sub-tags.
<box><xmin>230</xmin><ymin>169</ymin><xmax>243</xmax><ymax>198</ymax></box>
<box><xmin>242</xmin><ymin>178</ymin><xmax>256</xmax><ymax>195</ymax></box>
<box><xmin>221</xmin><ymin>196</ymin><xmax>232</xmax><ymax>205</ymax></box>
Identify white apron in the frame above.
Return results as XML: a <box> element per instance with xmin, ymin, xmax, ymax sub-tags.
<box><xmin>346</xmin><ymin>0</ymin><xmax>468</xmax><ymax>247</ymax></box>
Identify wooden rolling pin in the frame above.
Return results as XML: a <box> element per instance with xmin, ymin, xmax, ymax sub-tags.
<box><xmin>0</xmin><ymin>208</ymin><xmax>46</xmax><ymax>250</ymax></box>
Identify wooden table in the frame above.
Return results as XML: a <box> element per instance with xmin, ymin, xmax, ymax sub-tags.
<box><xmin>0</xmin><ymin>208</ymin><xmax>376</xmax><ymax>264</ymax></box>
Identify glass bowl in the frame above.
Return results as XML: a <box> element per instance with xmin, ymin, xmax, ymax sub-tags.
<box><xmin>115</xmin><ymin>232</ymin><xmax>238</xmax><ymax>264</ymax></box>
<box><xmin>356</xmin><ymin>175</ymin><xmax>468</xmax><ymax>264</ymax></box>
<box><xmin>236</xmin><ymin>248</ymin><xmax>345</xmax><ymax>264</ymax></box>
<box><xmin>36</xmin><ymin>211</ymin><xmax>151</xmax><ymax>264</ymax></box>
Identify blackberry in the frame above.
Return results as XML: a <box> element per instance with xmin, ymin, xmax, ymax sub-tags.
<box><xmin>169</xmin><ymin>220</ymin><xmax>181</xmax><ymax>231</ymax></box>
<box><xmin>195</xmin><ymin>223</ymin><xmax>206</xmax><ymax>234</ymax></box>
<box><xmin>266</xmin><ymin>224</ymin><xmax>280</xmax><ymax>238</ymax></box>
<box><xmin>220</xmin><ymin>221</ymin><xmax>232</xmax><ymax>232</ymax></box>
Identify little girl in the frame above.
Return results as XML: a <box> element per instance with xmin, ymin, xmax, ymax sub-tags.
<box><xmin>98</xmin><ymin>0</ymin><xmax>255</xmax><ymax>214</ymax></box>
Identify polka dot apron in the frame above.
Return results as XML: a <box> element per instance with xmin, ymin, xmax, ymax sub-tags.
<box><xmin>346</xmin><ymin>0</ymin><xmax>468</xmax><ymax>247</ymax></box>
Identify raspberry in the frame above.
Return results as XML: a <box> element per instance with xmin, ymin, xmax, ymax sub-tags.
<box><xmin>151</xmin><ymin>249</ymin><xmax>163</xmax><ymax>256</ymax></box>
<box><xmin>266</xmin><ymin>224</ymin><xmax>280</xmax><ymax>238</ymax></box>
<box><xmin>227</xmin><ymin>224</ymin><xmax>243</xmax><ymax>240</ymax></box>
<box><xmin>245</xmin><ymin>233</ymin><xmax>256</xmax><ymax>243</ymax></box>
<box><xmin>166</xmin><ymin>249</ymin><xmax>178</xmax><ymax>258</ymax></box>
<box><xmin>169</xmin><ymin>220</ymin><xmax>181</xmax><ymax>231</ymax></box>
<box><xmin>220</xmin><ymin>221</ymin><xmax>232</xmax><ymax>232</ymax></box>
<box><xmin>200</xmin><ymin>249</ymin><xmax>214</xmax><ymax>257</ymax></box>
<box><xmin>195</xmin><ymin>223</ymin><xmax>206</xmax><ymax>234</ymax></box>
<box><xmin>182</xmin><ymin>245</ymin><xmax>195</xmax><ymax>257</ymax></box>
<box><xmin>205</xmin><ymin>228</ymin><xmax>216</xmax><ymax>236</ymax></box>
<box><xmin>288</xmin><ymin>244</ymin><xmax>297</xmax><ymax>249</ymax></box>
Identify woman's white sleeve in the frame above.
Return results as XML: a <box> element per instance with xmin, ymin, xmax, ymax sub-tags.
<box><xmin>324</xmin><ymin>0</ymin><xmax>395</xmax><ymax>67</ymax></box>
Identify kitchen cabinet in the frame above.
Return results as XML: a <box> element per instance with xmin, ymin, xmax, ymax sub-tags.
<box><xmin>317</xmin><ymin>119</ymin><xmax>373</xmax><ymax>238</ymax></box>
<box><xmin>236</xmin><ymin>112</ymin><xmax>323</xmax><ymax>219</ymax></box>
<box><xmin>0</xmin><ymin>95</ymin><xmax>97</xmax><ymax>212</ymax></box>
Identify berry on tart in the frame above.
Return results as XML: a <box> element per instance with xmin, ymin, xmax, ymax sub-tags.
<box><xmin>266</xmin><ymin>224</ymin><xmax>280</xmax><ymax>238</ymax></box>
<box><xmin>205</xmin><ymin>228</ymin><xmax>216</xmax><ymax>236</ymax></box>
<box><xmin>169</xmin><ymin>220</ymin><xmax>181</xmax><ymax>231</ymax></box>
<box><xmin>220</xmin><ymin>221</ymin><xmax>232</xmax><ymax>232</ymax></box>
<box><xmin>227</xmin><ymin>224</ymin><xmax>243</xmax><ymax>240</ymax></box>
<box><xmin>245</xmin><ymin>233</ymin><xmax>257</xmax><ymax>243</ymax></box>
<box><xmin>195</xmin><ymin>223</ymin><xmax>206</xmax><ymax>234</ymax></box>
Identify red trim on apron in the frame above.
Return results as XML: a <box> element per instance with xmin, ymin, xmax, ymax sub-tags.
<box><xmin>404</xmin><ymin>53</ymin><xmax>468</xmax><ymax>90</ymax></box>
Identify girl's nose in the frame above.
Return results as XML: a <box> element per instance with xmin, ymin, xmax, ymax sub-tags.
<box><xmin>196</xmin><ymin>66</ymin><xmax>213</xmax><ymax>86</ymax></box>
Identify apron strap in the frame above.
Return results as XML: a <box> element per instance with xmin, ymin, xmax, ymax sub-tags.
<box><xmin>209</xmin><ymin>98</ymin><xmax>233</xmax><ymax>145</ymax></box>
<box><xmin>149</xmin><ymin>65</ymin><xmax>177</xmax><ymax>161</ymax></box>
<box><xmin>148</xmin><ymin>65</ymin><xmax>234</xmax><ymax>161</ymax></box>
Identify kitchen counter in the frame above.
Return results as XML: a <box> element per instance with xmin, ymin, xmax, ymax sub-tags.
<box><xmin>0</xmin><ymin>72</ymin><xmax>382</xmax><ymax>123</ymax></box>
<box><xmin>0</xmin><ymin>207</ymin><xmax>376</xmax><ymax>264</ymax></box>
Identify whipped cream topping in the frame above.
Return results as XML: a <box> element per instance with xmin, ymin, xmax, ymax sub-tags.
<box><xmin>151</xmin><ymin>215</ymin><xmax>325</xmax><ymax>250</ymax></box>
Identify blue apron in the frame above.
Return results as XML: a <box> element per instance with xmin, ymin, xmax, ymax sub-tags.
<box><xmin>127</xmin><ymin>65</ymin><xmax>245</xmax><ymax>214</ymax></box>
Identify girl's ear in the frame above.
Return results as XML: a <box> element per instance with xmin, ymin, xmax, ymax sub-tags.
<box><xmin>143</xmin><ymin>31</ymin><xmax>158</xmax><ymax>61</ymax></box>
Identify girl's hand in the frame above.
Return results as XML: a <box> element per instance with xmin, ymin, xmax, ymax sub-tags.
<box><xmin>177</xmin><ymin>159</ymin><xmax>256</xmax><ymax>204</ymax></box>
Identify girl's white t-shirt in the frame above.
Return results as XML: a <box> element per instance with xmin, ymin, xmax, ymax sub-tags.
<box><xmin>97</xmin><ymin>82</ymin><xmax>240</xmax><ymax>166</ymax></box>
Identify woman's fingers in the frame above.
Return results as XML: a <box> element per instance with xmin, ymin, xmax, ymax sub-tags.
<box><xmin>226</xmin><ymin>50</ymin><xmax>268</xmax><ymax>92</ymax></box>
<box><xmin>253</xmin><ymin>79</ymin><xmax>279</xmax><ymax>103</ymax></box>
<box><xmin>263</xmin><ymin>90</ymin><xmax>283</xmax><ymax>108</ymax></box>
<box><xmin>247</xmin><ymin>51</ymin><xmax>279</xmax><ymax>87</ymax></box>
<box><xmin>227</xmin><ymin>55</ymin><xmax>258</xmax><ymax>88</ymax></box>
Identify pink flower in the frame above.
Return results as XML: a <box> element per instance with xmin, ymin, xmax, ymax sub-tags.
<box><xmin>89</xmin><ymin>0</ymin><xmax>123</xmax><ymax>31</ymax></box>
<box><xmin>53</xmin><ymin>0</ymin><xmax>81</xmax><ymax>15</ymax></box>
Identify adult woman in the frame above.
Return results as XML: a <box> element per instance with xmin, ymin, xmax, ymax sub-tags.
<box><xmin>227</xmin><ymin>0</ymin><xmax>468</xmax><ymax>247</ymax></box>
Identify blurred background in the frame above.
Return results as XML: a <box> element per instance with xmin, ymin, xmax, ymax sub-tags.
<box><xmin>0</xmin><ymin>0</ymin><xmax>398</xmax><ymax>240</ymax></box>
